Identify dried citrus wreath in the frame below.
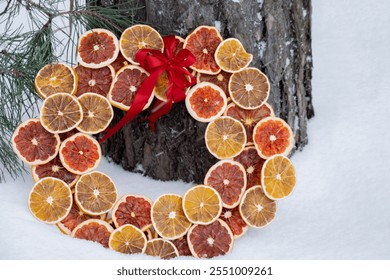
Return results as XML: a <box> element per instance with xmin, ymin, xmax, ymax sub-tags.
<box><xmin>12</xmin><ymin>25</ymin><xmax>297</xmax><ymax>259</ymax></box>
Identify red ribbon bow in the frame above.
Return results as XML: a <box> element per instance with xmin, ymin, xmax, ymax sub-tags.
<box><xmin>99</xmin><ymin>35</ymin><xmax>196</xmax><ymax>144</ymax></box>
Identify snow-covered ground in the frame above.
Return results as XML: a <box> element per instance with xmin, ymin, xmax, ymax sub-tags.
<box><xmin>1</xmin><ymin>0</ymin><xmax>390</xmax><ymax>259</ymax></box>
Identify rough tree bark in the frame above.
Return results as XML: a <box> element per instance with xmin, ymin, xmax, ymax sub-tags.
<box><xmin>100</xmin><ymin>0</ymin><xmax>314</xmax><ymax>183</ymax></box>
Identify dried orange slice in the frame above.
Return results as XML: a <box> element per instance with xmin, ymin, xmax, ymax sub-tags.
<box><xmin>112</xmin><ymin>194</ymin><xmax>153</xmax><ymax>230</ymax></box>
<box><xmin>151</xmin><ymin>194</ymin><xmax>191</xmax><ymax>240</ymax></box>
<box><xmin>253</xmin><ymin>117</ymin><xmax>294</xmax><ymax>159</ymax></box>
<box><xmin>75</xmin><ymin>171</ymin><xmax>118</xmax><ymax>216</ymax></box>
<box><xmin>185</xmin><ymin>82</ymin><xmax>227</xmax><ymax>122</ymax></box>
<box><xmin>144</xmin><ymin>226</ymin><xmax>159</xmax><ymax>240</ymax></box>
<box><xmin>34</xmin><ymin>63</ymin><xmax>77</xmax><ymax>98</ymax></box>
<box><xmin>120</xmin><ymin>24</ymin><xmax>164</xmax><ymax>65</ymax></box>
<box><xmin>220</xmin><ymin>207</ymin><xmax>248</xmax><ymax>238</ymax></box>
<box><xmin>233</xmin><ymin>146</ymin><xmax>265</xmax><ymax>189</ymax></box>
<box><xmin>59</xmin><ymin>133</ymin><xmax>101</xmax><ymax>175</ymax></box>
<box><xmin>183</xmin><ymin>26</ymin><xmax>222</xmax><ymax>74</ymax></box>
<box><xmin>12</xmin><ymin>119</ymin><xmax>60</xmax><ymax>165</ymax></box>
<box><xmin>74</xmin><ymin>65</ymin><xmax>115</xmax><ymax>97</ymax></box>
<box><xmin>215</xmin><ymin>38</ymin><xmax>253</xmax><ymax>73</ymax></box>
<box><xmin>28</xmin><ymin>177</ymin><xmax>72</xmax><ymax>224</ymax></box>
<box><xmin>77</xmin><ymin>29</ymin><xmax>119</xmax><ymax>69</ymax></box>
<box><xmin>76</xmin><ymin>92</ymin><xmax>113</xmax><ymax>134</ymax></box>
<box><xmin>71</xmin><ymin>219</ymin><xmax>114</xmax><ymax>248</ymax></box>
<box><xmin>239</xmin><ymin>186</ymin><xmax>277</xmax><ymax>227</ymax></box>
<box><xmin>109</xmin><ymin>224</ymin><xmax>147</xmax><ymax>254</ymax></box>
<box><xmin>204</xmin><ymin>160</ymin><xmax>246</xmax><ymax>208</ymax></box>
<box><xmin>145</xmin><ymin>238</ymin><xmax>179</xmax><ymax>259</ymax></box>
<box><xmin>197</xmin><ymin>71</ymin><xmax>232</xmax><ymax>98</ymax></box>
<box><xmin>229</xmin><ymin>67</ymin><xmax>270</xmax><ymax>110</ymax></box>
<box><xmin>152</xmin><ymin>71</ymin><xmax>170</xmax><ymax>102</ymax></box>
<box><xmin>40</xmin><ymin>93</ymin><xmax>83</xmax><ymax>134</ymax></box>
<box><xmin>182</xmin><ymin>185</ymin><xmax>222</xmax><ymax>225</ymax></box>
<box><xmin>108</xmin><ymin>65</ymin><xmax>153</xmax><ymax>111</ymax></box>
<box><xmin>187</xmin><ymin>219</ymin><xmax>233</xmax><ymax>258</ymax></box>
<box><xmin>225</xmin><ymin>102</ymin><xmax>274</xmax><ymax>145</ymax></box>
<box><xmin>172</xmin><ymin>236</ymin><xmax>192</xmax><ymax>256</ymax></box>
<box><xmin>110</xmin><ymin>52</ymin><xmax>129</xmax><ymax>73</ymax></box>
<box><xmin>261</xmin><ymin>155</ymin><xmax>296</xmax><ymax>200</ymax></box>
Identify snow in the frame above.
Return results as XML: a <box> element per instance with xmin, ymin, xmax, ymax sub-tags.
<box><xmin>1</xmin><ymin>0</ymin><xmax>390</xmax><ymax>260</ymax></box>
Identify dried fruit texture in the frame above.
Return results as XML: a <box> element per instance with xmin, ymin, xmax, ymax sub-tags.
<box><xmin>12</xmin><ymin>119</ymin><xmax>60</xmax><ymax>165</ymax></box>
<box><xmin>109</xmin><ymin>224</ymin><xmax>147</xmax><ymax>254</ymax></box>
<box><xmin>72</xmin><ymin>219</ymin><xmax>114</xmax><ymax>248</ymax></box>
<box><xmin>261</xmin><ymin>155</ymin><xmax>296</xmax><ymax>200</ymax></box>
<box><xmin>29</xmin><ymin>178</ymin><xmax>72</xmax><ymax>224</ymax></box>
<box><xmin>229</xmin><ymin>67</ymin><xmax>270</xmax><ymax>110</ymax></box>
<box><xmin>120</xmin><ymin>24</ymin><xmax>164</xmax><ymax>65</ymax></box>
<box><xmin>204</xmin><ymin>160</ymin><xmax>247</xmax><ymax>209</ymax></box>
<box><xmin>145</xmin><ymin>239</ymin><xmax>179</xmax><ymax>260</ymax></box>
<box><xmin>187</xmin><ymin>219</ymin><xmax>233</xmax><ymax>258</ymax></box>
<box><xmin>144</xmin><ymin>227</ymin><xmax>159</xmax><ymax>240</ymax></box>
<box><xmin>58</xmin><ymin>129</ymin><xmax>78</xmax><ymax>142</ymax></box>
<box><xmin>197</xmin><ymin>71</ymin><xmax>232</xmax><ymax>98</ymax></box>
<box><xmin>74</xmin><ymin>65</ymin><xmax>115</xmax><ymax>97</ymax></box>
<box><xmin>205</xmin><ymin>116</ymin><xmax>246</xmax><ymax>159</ymax></box>
<box><xmin>110</xmin><ymin>52</ymin><xmax>129</xmax><ymax>73</ymax></box>
<box><xmin>220</xmin><ymin>207</ymin><xmax>248</xmax><ymax>238</ymax></box>
<box><xmin>233</xmin><ymin>147</ymin><xmax>265</xmax><ymax>189</ymax></box>
<box><xmin>215</xmin><ymin>38</ymin><xmax>253</xmax><ymax>73</ymax></box>
<box><xmin>253</xmin><ymin>117</ymin><xmax>294</xmax><ymax>159</ymax></box>
<box><xmin>172</xmin><ymin>236</ymin><xmax>192</xmax><ymax>256</ymax></box>
<box><xmin>185</xmin><ymin>82</ymin><xmax>227</xmax><ymax>122</ymax></box>
<box><xmin>77</xmin><ymin>29</ymin><xmax>119</xmax><ymax>69</ymax></box>
<box><xmin>112</xmin><ymin>194</ymin><xmax>153</xmax><ymax>230</ymax></box>
<box><xmin>184</xmin><ymin>26</ymin><xmax>223</xmax><ymax>74</ymax></box>
<box><xmin>239</xmin><ymin>186</ymin><xmax>277</xmax><ymax>228</ymax></box>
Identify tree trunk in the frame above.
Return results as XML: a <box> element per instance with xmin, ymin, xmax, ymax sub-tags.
<box><xmin>100</xmin><ymin>0</ymin><xmax>314</xmax><ymax>183</ymax></box>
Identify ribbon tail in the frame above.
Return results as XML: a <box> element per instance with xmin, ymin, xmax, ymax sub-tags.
<box><xmin>147</xmin><ymin>100</ymin><xmax>173</xmax><ymax>131</ymax></box>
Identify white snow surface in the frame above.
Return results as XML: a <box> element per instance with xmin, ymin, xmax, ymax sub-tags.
<box><xmin>1</xmin><ymin>0</ymin><xmax>390</xmax><ymax>259</ymax></box>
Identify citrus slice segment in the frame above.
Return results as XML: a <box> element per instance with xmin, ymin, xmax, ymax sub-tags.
<box><xmin>182</xmin><ymin>185</ymin><xmax>222</xmax><ymax>225</ymax></box>
<box><xmin>187</xmin><ymin>219</ymin><xmax>233</xmax><ymax>258</ymax></box>
<box><xmin>110</xmin><ymin>52</ymin><xmax>130</xmax><ymax>73</ymax></box>
<box><xmin>108</xmin><ymin>65</ymin><xmax>153</xmax><ymax>111</ymax></box>
<box><xmin>204</xmin><ymin>160</ymin><xmax>247</xmax><ymax>208</ymax></box>
<box><xmin>144</xmin><ymin>227</ymin><xmax>159</xmax><ymax>240</ymax></box>
<box><xmin>40</xmin><ymin>93</ymin><xmax>83</xmax><ymax>134</ymax></box>
<box><xmin>197</xmin><ymin>71</ymin><xmax>232</xmax><ymax>98</ymax></box>
<box><xmin>172</xmin><ymin>236</ymin><xmax>192</xmax><ymax>256</ymax></box>
<box><xmin>183</xmin><ymin>26</ymin><xmax>222</xmax><ymax>74</ymax></box>
<box><xmin>109</xmin><ymin>224</ymin><xmax>147</xmax><ymax>254</ymax></box>
<box><xmin>77</xmin><ymin>29</ymin><xmax>119</xmax><ymax>69</ymax></box>
<box><xmin>253</xmin><ymin>117</ymin><xmax>294</xmax><ymax>159</ymax></box>
<box><xmin>12</xmin><ymin>119</ymin><xmax>60</xmax><ymax>165</ymax></box>
<box><xmin>76</xmin><ymin>92</ymin><xmax>114</xmax><ymax>134</ymax></box>
<box><xmin>215</xmin><ymin>38</ymin><xmax>253</xmax><ymax>73</ymax></box>
<box><xmin>112</xmin><ymin>194</ymin><xmax>153</xmax><ymax>231</ymax></box>
<box><xmin>229</xmin><ymin>67</ymin><xmax>270</xmax><ymax>110</ymax></box>
<box><xmin>145</xmin><ymin>238</ymin><xmax>179</xmax><ymax>260</ymax></box>
<box><xmin>261</xmin><ymin>155</ymin><xmax>296</xmax><ymax>200</ymax></box>
<box><xmin>59</xmin><ymin>133</ymin><xmax>101</xmax><ymax>175</ymax></box>
<box><xmin>120</xmin><ymin>24</ymin><xmax>164</xmax><ymax>65</ymax></box>
<box><xmin>233</xmin><ymin>146</ymin><xmax>265</xmax><ymax>189</ymax></box>
<box><xmin>28</xmin><ymin>177</ymin><xmax>72</xmax><ymax>224</ymax></box>
<box><xmin>185</xmin><ymin>82</ymin><xmax>227</xmax><ymax>122</ymax></box>
<box><xmin>239</xmin><ymin>186</ymin><xmax>277</xmax><ymax>227</ymax></box>
<box><xmin>74</xmin><ymin>65</ymin><xmax>115</xmax><ymax>97</ymax></box>
<box><xmin>151</xmin><ymin>194</ymin><xmax>192</xmax><ymax>240</ymax></box>
<box><xmin>205</xmin><ymin>116</ymin><xmax>246</xmax><ymax>159</ymax></box>
<box><xmin>71</xmin><ymin>219</ymin><xmax>114</xmax><ymax>248</ymax></box>
<box><xmin>75</xmin><ymin>171</ymin><xmax>118</xmax><ymax>216</ymax></box>
<box><xmin>34</xmin><ymin>63</ymin><xmax>77</xmax><ymax>98</ymax></box>
<box><xmin>220</xmin><ymin>207</ymin><xmax>248</xmax><ymax>239</ymax></box>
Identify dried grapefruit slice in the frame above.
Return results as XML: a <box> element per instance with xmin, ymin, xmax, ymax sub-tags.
<box><xmin>204</xmin><ymin>160</ymin><xmax>246</xmax><ymax>208</ymax></box>
<box><xmin>172</xmin><ymin>236</ymin><xmax>192</xmax><ymax>256</ymax></box>
<box><xmin>59</xmin><ymin>133</ymin><xmax>101</xmax><ymax>175</ymax></box>
<box><xmin>239</xmin><ymin>186</ymin><xmax>277</xmax><ymax>227</ymax></box>
<box><xmin>77</xmin><ymin>29</ymin><xmax>119</xmax><ymax>69</ymax></box>
<box><xmin>58</xmin><ymin>129</ymin><xmax>78</xmax><ymax>142</ymax></box>
<box><xmin>215</xmin><ymin>38</ymin><xmax>253</xmax><ymax>73</ymax></box>
<box><xmin>205</xmin><ymin>116</ymin><xmax>246</xmax><ymax>159</ymax></box>
<box><xmin>145</xmin><ymin>238</ymin><xmax>179</xmax><ymax>260</ymax></box>
<box><xmin>183</xmin><ymin>26</ymin><xmax>222</xmax><ymax>74</ymax></box>
<box><xmin>197</xmin><ymin>71</ymin><xmax>232</xmax><ymax>98</ymax></box>
<box><xmin>233</xmin><ymin>146</ymin><xmax>265</xmax><ymax>189</ymax></box>
<box><xmin>112</xmin><ymin>194</ymin><xmax>153</xmax><ymax>231</ymax></box>
<box><xmin>109</xmin><ymin>224</ymin><xmax>147</xmax><ymax>254</ymax></box>
<box><xmin>76</xmin><ymin>92</ymin><xmax>113</xmax><ymax>134</ymax></box>
<box><xmin>182</xmin><ymin>185</ymin><xmax>222</xmax><ymax>225</ymax></box>
<box><xmin>71</xmin><ymin>219</ymin><xmax>114</xmax><ymax>248</ymax></box>
<box><xmin>261</xmin><ymin>155</ymin><xmax>296</xmax><ymax>200</ymax></box>
<box><xmin>151</xmin><ymin>194</ymin><xmax>192</xmax><ymax>240</ymax></box>
<box><xmin>220</xmin><ymin>207</ymin><xmax>248</xmax><ymax>239</ymax></box>
<box><xmin>187</xmin><ymin>219</ymin><xmax>233</xmax><ymax>258</ymax></box>
<box><xmin>120</xmin><ymin>24</ymin><xmax>164</xmax><ymax>65</ymax></box>
<box><xmin>12</xmin><ymin>119</ymin><xmax>60</xmax><ymax>165</ymax></box>
<box><xmin>75</xmin><ymin>171</ymin><xmax>118</xmax><ymax>216</ymax></box>
<box><xmin>28</xmin><ymin>177</ymin><xmax>72</xmax><ymax>224</ymax></box>
<box><xmin>185</xmin><ymin>82</ymin><xmax>227</xmax><ymax>122</ymax></box>
<box><xmin>253</xmin><ymin>117</ymin><xmax>294</xmax><ymax>159</ymax></box>
<box><xmin>110</xmin><ymin>52</ymin><xmax>129</xmax><ymax>73</ymax></box>
<box><xmin>74</xmin><ymin>65</ymin><xmax>115</xmax><ymax>97</ymax></box>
